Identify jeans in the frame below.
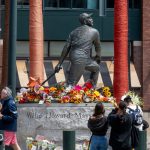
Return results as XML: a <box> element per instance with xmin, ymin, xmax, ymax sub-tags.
<box><xmin>90</xmin><ymin>135</ymin><xmax>108</xmax><ymax>150</ymax></box>
<box><xmin>112</xmin><ymin>148</ymin><xmax>132</xmax><ymax>150</ymax></box>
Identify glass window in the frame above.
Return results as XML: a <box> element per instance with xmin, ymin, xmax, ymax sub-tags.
<box><xmin>106</xmin><ymin>0</ymin><xmax>114</xmax><ymax>8</ymax></box>
<box><xmin>17</xmin><ymin>0</ymin><xmax>29</xmax><ymax>8</ymax></box>
<box><xmin>129</xmin><ymin>0</ymin><xmax>132</xmax><ymax>8</ymax></box>
<box><xmin>16</xmin><ymin>41</ymin><xmax>29</xmax><ymax>57</ymax></box>
<box><xmin>60</xmin><ymin>0</ymin><xmax>71</xmax><ymax>8</ymax></box>
<box><xmin>129</xmin><ymin>0</ymin><xmax>141</xmax><ymax>8</ymax></box>
<box><xmin>1</xmin><ymin>0</ymin><xmax>5</xmax><ymax>5</ymax></box>
<box><xmin>49</xmin><ymin>41</ymin><xmax>114</xmax><ymax>57</ymax></box>
<box><xmin>17</xmin><ymin>0</ymin><xmax>29</xmax><ymax>5</ymax></box>
<box><xmin>16</xmin><ymin>41</ymin><xmax>48</xmax><ymax>57</ymax></box>
<box><xmin>133</xmin><ymin>0</ymin><xmax>141</xmax><ymax>8</ymax></box>
<box><xmin>49</xmin><ymin>41</ymin><xmax>66</xmax><ymax>57</ymax></box>
<box><xmin>87</xmin><ymin>0</ymin><xmax>99</xmax><ymax>9</ymax></box>
<box><xmin>92</xmin><ymin>42</ymin><xmax>114</xmax><ymax>57</ymax></box>
<box><xmin>72</xmin><ymin>0</ymin><xmax>86</xmax><ymax>8</ymax></box>
<box><xmin>46</xmin><ymin>0</ymin><xmax>58</xmax><ymax>7</ymax></box>
<box><xmin>45</xmin><ymin>0</ymin><xmax>71</xmax><ymax>8</ymax></box>
<box><xmin>45</xmin><ymin>0</ymin><xmax>98</xmax><ymax>9</ymax></box>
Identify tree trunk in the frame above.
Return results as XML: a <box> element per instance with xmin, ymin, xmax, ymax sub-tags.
<box><xmin>113</xmin><ymin>0</ymin><xmax>129</xmax><ymax>102</ymax></box>
<box><xmin>29</xmin><ymin>0</ymin><xmax>44</xmax><ymax>83</ymax></box>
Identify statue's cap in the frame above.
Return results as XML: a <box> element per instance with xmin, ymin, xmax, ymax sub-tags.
<box><xmin>79</xmin><ymin>13</ymin><xmax>93</xmax><ymax>19</ymax></box>
<box><xmin>79</xmin><ymin>13</ymin><xmax>93</xmax><ymax>23</ymax></box>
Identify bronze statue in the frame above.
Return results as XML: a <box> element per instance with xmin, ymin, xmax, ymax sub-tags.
<box><xmin>55</xmin><ymin>13</ymin><xmax>101</xmax><ymax>88</ymax></box>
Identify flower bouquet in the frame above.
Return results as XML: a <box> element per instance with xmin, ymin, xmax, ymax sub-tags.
<box><xmin>121</xmin><ymin>91</ymin><xmax>143</xmax><ymax>107</ymax></box>
<box><xmin>26</xmin><ymin>136</ymin><xmax>56</xmax><ymax>150</ymax></box>
<box><xmin>16</xmin><ymin>78</ymin><xmax>112</xmax><ymax>104</ymax></box>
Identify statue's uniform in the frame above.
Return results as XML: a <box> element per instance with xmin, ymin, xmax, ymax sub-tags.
<box><xmin>66</xmin><ymin>25</ymin><xmax>101</xmax><ymax>86</ymax></box>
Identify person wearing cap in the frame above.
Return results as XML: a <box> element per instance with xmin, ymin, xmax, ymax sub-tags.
<box><xmin>122</xmin><ymin>95</ymin><xmax>149</xmax><ymax>149</ymax></box>
<box><xmin>55</xmin><ymin>12</ymin><xmax>101</xmax><ymax>88</ymax></box>
<box><xmin>122</xmin><ymin>95</ymin><xmax>144</xmax><ymax>131</ymax></box>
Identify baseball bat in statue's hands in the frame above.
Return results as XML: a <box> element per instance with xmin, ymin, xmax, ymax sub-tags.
<box><xmin>55</xmin><ymin>63</ymin><xmax>62</xmax><ymax>73</ymax></box>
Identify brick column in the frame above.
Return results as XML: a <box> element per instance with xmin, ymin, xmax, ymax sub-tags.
<box><xmin>142</xmin><ymin>0</ymin><xmax>150</xmax><ymax>110</ymax></box>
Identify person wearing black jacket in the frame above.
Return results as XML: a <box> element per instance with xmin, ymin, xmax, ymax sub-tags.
<box><xmin>108</xmin><ymin>101</ymin><xmax>132</xmax><ymax>150</ymax></box>
<box><xmin>0</xmin><ymin>87</ymin><xmax>21</xmax><ymax>150</ymax></box>
<box><xmin>88</xmin><ymin>102</ymin><xmax>108</xmax><ymax>150</ymax></box>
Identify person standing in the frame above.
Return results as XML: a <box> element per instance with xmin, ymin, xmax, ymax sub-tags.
<box><xmin>55</xmin><ymin>12</ymin><xmax>101</xmax><ymax>88</ymax></box>
<box><xmin>0</xmin><ymin>87</ymin><xmax>21</xmax><ymax>150</ymax></box>
<box><xmin>108</xmin><ymin>101</ymin><xmax>132</xmax><ymax>150</ymax></box>
<box><xmin>88</xmin><ymin>102</ymin><xmax>108</xmax><ymax>150</ymax></box>
<box><xmin>122</xmin><ymin>95</ymin><xmax>149</xmax><ymax>149</ymax></box>
<box><xmin>122</xmin><ymin>95</ymin><xmax>143</xmax><ymax>131</ymax></box>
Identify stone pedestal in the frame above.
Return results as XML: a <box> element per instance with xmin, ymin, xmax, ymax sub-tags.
<box><xmin>17</xmin><ymin>103</ymin><xmax>113</xmax><ymax>149</ymax></box>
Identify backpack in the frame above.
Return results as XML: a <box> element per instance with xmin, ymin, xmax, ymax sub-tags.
<box><xmin>127</xmin><ymin>105</ymin><xmax>143</xmax><ymax>126</ymax></box>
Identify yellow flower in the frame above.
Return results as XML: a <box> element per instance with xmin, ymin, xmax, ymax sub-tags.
<box><xmin>103</xmin><ymin>90</ymin><xmax>111</xmax><ymax>97</ymax></box>
<box><xmin>94</xmin><ymin>90</ymin><xmax>100</xmax><ymax>97</ymax></box>
<box><xmin>39</xmin><ymin>86</ymin><xmax>44</xmax><ymax>91</ymax></box>
<box><xmin>107</xmin><ymin>92</ymin><xmax>111</xmax><ymax>97</ymax></box>
<box><xmin>102</xmin><ymin>87</ymin><xmax>110</xmax><ymax>92</ymax></box>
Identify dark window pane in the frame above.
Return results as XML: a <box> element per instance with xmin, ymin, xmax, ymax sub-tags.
<box><xmin>46</xmin><ymin>0</ymin><xmax>58</xmax><ymax>7</ymax></box>
<box><xmin>129</xmin><ymin>0</ymin><xmax>133</xmax><ymax>8</ymax></box>
<box><xmin>107</xmin><ymin>0</ymin><xmax>114</xmax><ymax>8</ymax></box>
<box><xmin>17</xmin><ymin>0</ymin><xmax>29</xmax><ymax>5</ymax></box>
<box><xmin>129</xmin><ymin>0</ymin><xmax>141</xmax><ymax>9</ymax></box>
<box><xmin>134</xmin><ymin>0</ymin><xmax>141</xmax><ymax>8</ymax></box>
<box><xmin>60</xmin><ymin>0</ymin><xmax>71</xmax><ymax>8</ymax></box>
<box><xmin>72</xmin><ymin>0</ymin><xmax>86</xmax><ymax>8</ymax></box>
<box><xmin>45</xmin><ymin>0</ymin><xmax>99</xmax><ymax>9</ymax></box>
<box><xmin>23</xmin><ymin>0</ymin><xmax>29</xmax><ymax>5</ymax></box>
<box><xmin>1</xmin><ymin>0</ymin><xmax>5</xmax><ymax>5</ymax></box>
<box><xmin>45</xmin><ymin>0</ymin><xmax>71</xmax><ymax>8</ymax></box>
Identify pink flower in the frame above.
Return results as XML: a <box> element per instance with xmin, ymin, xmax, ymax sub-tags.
<box><xmin>73</xmin><ymin>85</ymin><xmax>82</xmax><ymax>91</ymax></box>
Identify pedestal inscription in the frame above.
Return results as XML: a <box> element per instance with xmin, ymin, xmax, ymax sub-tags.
<box><xmin>17</xmin><ymin>103</ymin><xmax>113</xmax><ymax>149</ymax></box>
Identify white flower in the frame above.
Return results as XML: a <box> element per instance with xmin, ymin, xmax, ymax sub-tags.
<box><xmin>123</xmin><ymin>91</ymin><xmax>143</xmax><ymax>107</ymax></box>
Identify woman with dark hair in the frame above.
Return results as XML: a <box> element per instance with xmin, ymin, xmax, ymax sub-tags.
<box><xmin>108</xmin><ymin>101</ymin><xmax>132</xmax><ymax>150</ymax></box>
<box><xmin>88</xmin><ymin>102</ymin><xmax>108</xmax><ymax>150</ymax></box>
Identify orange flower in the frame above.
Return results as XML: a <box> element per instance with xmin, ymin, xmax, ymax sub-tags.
<box><xmin>27</xmin><ymin>77</ymin><xmax>40</xmax><ymax>87</ymax></box>
<box><xmin>49</xmin><ymin>87</ymin><xmax>57</xmax><ymax>92</ymax></box>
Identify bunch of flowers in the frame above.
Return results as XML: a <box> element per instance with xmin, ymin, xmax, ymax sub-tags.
<box><xmin>102</xmin><ymin>87</ymin><xmax>111</xmax><ymax>97</ymax></box>
<box><xmin>16</xmin><ymin>78</ymin><xmax>112</xmax><ymax>104</ymax></box>
<box><xmin>76</xmin><ymin>140</ymin><xmax>89</xmax><ymax>150</ymax></box>
<box><xmin>121</xmin><ymin>91</ymin><xmax>143</xmax><ymax>107</ymax></box>
<box><xmin>26</xmin><ymin>136</ymin><xmax>56</xmax><ymax>150</ymax></box>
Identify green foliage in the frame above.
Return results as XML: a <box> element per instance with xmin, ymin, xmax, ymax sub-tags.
<box><xmin>125</xmin><ymin>91</ymin><xmax>143</xmax><ymax>107</ymax></box>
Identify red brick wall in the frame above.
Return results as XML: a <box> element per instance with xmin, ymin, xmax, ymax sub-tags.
<box><xmin>142</xmin><ymin>0</ymin><xmax>150</xmax><ymax>110</ymax></box>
